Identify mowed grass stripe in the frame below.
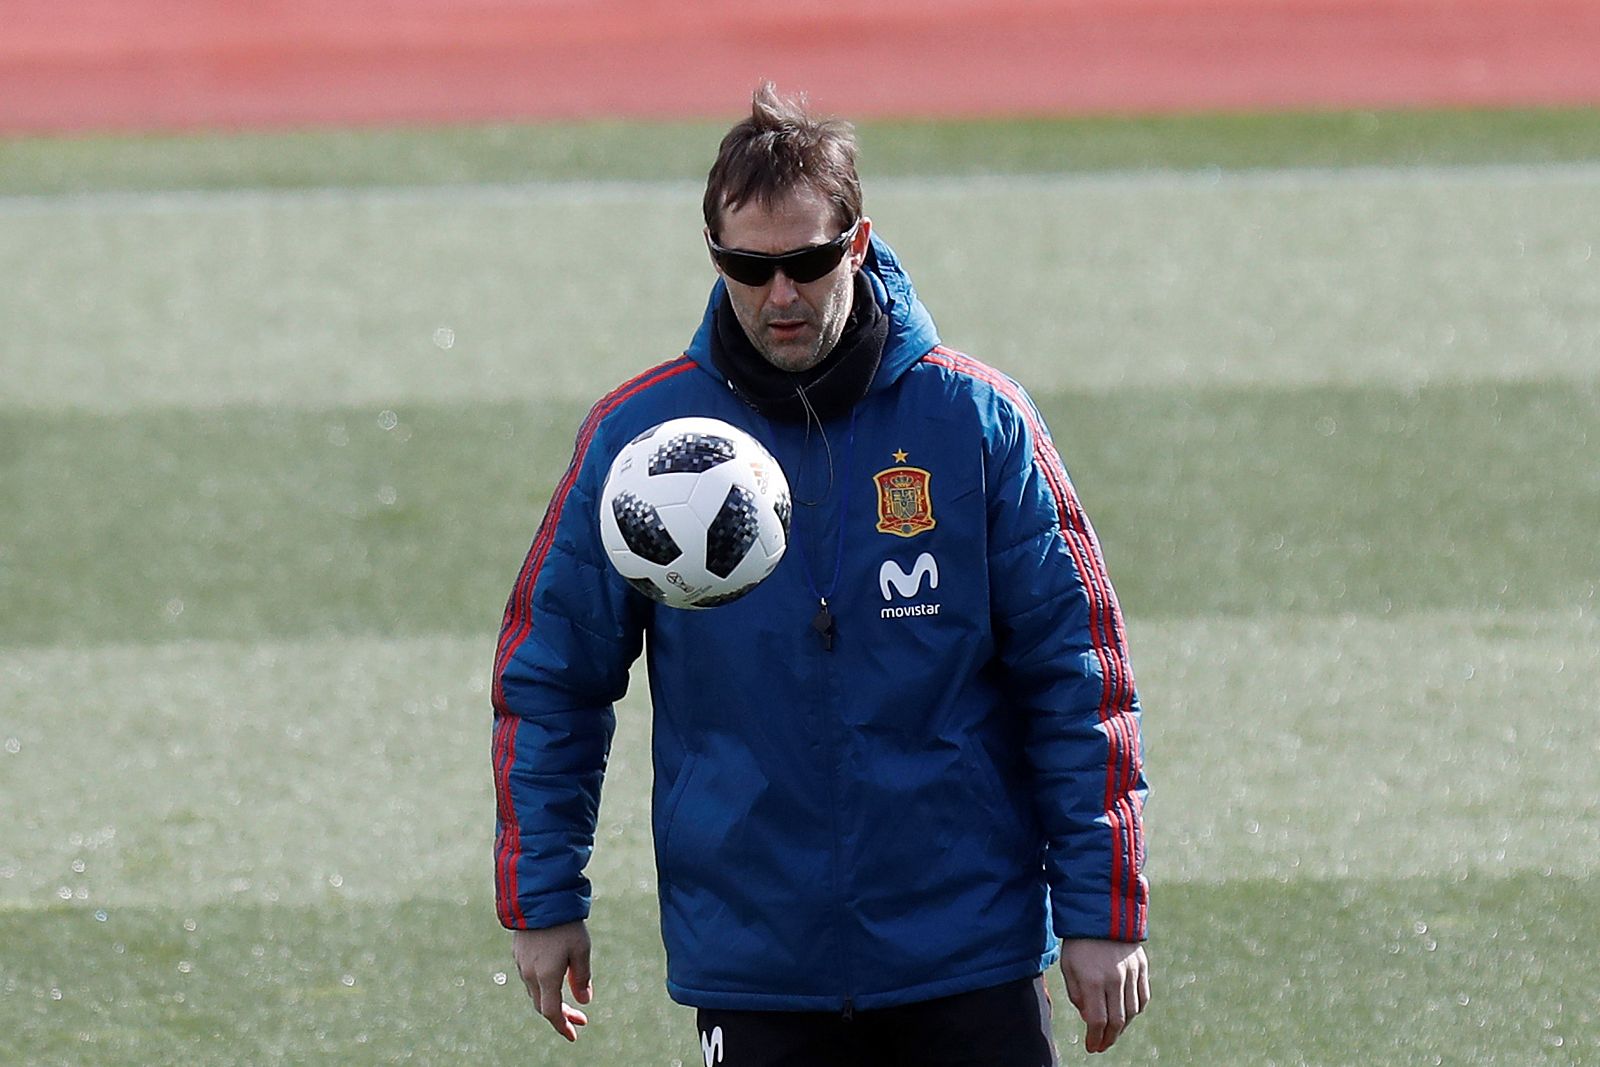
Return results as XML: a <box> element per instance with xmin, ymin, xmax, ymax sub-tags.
<box><xmin>4</xmin><ymin>172</ymin><xmax>1598</xmax><ymax>411</ymax></box>
<box><xmin>4</xmin><ymin>872</ymin><xmax>1595</xmax><ymax>1065</ymax></box>
<box><xmin>5</xmin><ymin>107</ymin><xmax>1600</xmax><ymax>196</ymax></box>
<box><xmin>4</xmin><ymin>611</ymin><xmax>1594</xmax><ymax>911</ymax></box>
<box><xmin>1</xmin><ymin>634</ymin><xmax>654</xmax><ymax>910</ymax></box>
<box><xmin>0</xmin><ymin>895</ymin><xmax>682</xmax><ymax>1067</ymax></box>
<box><xmin>0</xmin><ymin>401</ymin><xmax>584</xmax><ymax>647</ymax></box>
<box><xmin>1138</xmin><ymin>609</ymin><xmax>1600</xmax><ymax>884</ymax></box>
<box><xmin>3</xmin><ymin>382</ymin><xmax>1595</xmax><ymax>648</ymax></box>
<box><xmin>8</xmin><ymin>158</ymin><xmax>1600</xmax><ymax>215</ymax></box>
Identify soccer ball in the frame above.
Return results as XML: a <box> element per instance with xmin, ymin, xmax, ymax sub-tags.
<box><xmin>599</xmin><ymin>417</ymin><xmax>791</xmax><ymax>609</ymax></box>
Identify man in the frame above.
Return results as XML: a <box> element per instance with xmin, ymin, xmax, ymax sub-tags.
<box><xmin>493</xmin><ymin>83</ymin><xmax>1149</xmax><ymax>1064</ymax></box>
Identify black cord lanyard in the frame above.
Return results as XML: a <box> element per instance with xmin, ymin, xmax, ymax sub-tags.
<box><xmin>770</xmin><ymin>403</ymin><xmax>858</xmax><ymax>652</ymax></box>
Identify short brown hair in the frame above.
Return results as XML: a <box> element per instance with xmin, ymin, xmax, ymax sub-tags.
<box><xmin>702</xmin><ymin>82</ymin><xmax>862</xmax><ymax>240</ymax></box>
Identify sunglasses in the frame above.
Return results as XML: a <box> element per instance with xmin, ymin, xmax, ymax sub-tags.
<box><xmin>707</xmin><ymin>220</ymin><xmax>861</xmax><ymax>286</ymax></box>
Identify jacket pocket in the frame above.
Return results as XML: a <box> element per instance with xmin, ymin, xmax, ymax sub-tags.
<box><xmin>655</xmin><ymin>752</ymin><xmax>700</xmax><ymax>885</ymax></box>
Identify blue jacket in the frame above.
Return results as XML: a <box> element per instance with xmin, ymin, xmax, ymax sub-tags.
<box><xmin>492</xmin><ymin>235</ymin><xmax>1147</xmax><ymax>1011</ymax></box>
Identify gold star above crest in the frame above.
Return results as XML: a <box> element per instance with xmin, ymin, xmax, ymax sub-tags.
<box><xmin>892</xmin><ymin>449</ymin><xmax>908</xmax><ymax>463</ymax></box>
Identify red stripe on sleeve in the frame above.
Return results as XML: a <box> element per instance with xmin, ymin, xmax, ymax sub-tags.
<box><xmin>493</xmin><ymin>714</ymin><xmax>521</xmax><ymax>926</ymax></box>
<box><xmin>490</xmin><ymin>355</ymin><xmax>696</xmax><ymax>928</ymax></box>
<box><xmin>923</xmin><ymin>348</ymin><xmax>1146</xmax><ymax>940</ymax></box>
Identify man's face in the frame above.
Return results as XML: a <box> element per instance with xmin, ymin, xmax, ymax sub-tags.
<box><xmin>711</xmin><ymin>187</ymin><xmax>872</xmax><ymax>373</ymax></box>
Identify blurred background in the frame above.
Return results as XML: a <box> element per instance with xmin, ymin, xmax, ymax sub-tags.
<box><xmin>3</xmin><ymin>1</ymin><xmax>1598</xmax><ymax>1063</ymax></box>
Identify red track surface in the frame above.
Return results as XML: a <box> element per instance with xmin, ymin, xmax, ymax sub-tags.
<box><xmin>4</xmin><ymin>0</ymin><xmax>1600</xmax><ymax>133</ymax></box>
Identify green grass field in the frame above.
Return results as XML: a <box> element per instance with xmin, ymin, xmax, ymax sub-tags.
<box><xmin>3</xmin><ymin>110</ymin><xmax>1599</xmax><ymax>1064</ymax></box>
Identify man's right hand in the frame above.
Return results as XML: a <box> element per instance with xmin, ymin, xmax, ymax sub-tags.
<box><xmin>513</xmin><ymin>920</ymin><xmax>593</xmax><ymax>1042</ymax></box>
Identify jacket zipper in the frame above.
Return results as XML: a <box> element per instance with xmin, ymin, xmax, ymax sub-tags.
<box><xmin>774</xmin><ymin>415</ymin><xmax>855</xmax><ymax>1006</ymax></box>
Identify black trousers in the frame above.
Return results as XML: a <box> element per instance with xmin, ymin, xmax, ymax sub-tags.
<box><xmin>694</xmin><ymin>975</ymin><xmax>1058</xmax><ymax>1067</ymax></box>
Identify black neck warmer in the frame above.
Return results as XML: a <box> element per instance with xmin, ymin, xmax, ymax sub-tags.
<box><xmin>710</xmin><ymin>273</ymin><xmax>889</xmax><ymax>424</ymax></box>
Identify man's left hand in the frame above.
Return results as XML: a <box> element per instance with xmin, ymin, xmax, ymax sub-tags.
<box><xmin>1060</xmin><ymin>938</ymin><xmax>1149</xmax><ymax>1054</ymax></box>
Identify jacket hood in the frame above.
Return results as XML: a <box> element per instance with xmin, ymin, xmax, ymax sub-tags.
<box><xmin>684</xmin><ymin>232</ymin><xmax>941</xmax><ymax>394</ymax></box>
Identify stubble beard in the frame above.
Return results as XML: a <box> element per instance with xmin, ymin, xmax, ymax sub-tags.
<box><xmin>740</xmin><ymin>290</ymin><xmax>851</xmax><ymax>375</ymax></box>
<box><xmin>757</xmin><ymin>319</ymin><xmax>828</xmax><ymax>372</ymax></box>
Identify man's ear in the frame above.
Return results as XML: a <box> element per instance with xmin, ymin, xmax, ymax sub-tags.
<box><xmin>849</xmin><ymin>217</ymin><xmax>873</xmax><ymax>271</ymax></box>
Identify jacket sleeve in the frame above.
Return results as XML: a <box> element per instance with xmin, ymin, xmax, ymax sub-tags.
<box><xmin>984</xmin><ymin>384</ymin><xmax>1148</xmax><ymax>943</ymax></box>
<box><xmin>490</xmin><ymin>410</ymin><xmax>646</xmax><ymax>931</ymax></box>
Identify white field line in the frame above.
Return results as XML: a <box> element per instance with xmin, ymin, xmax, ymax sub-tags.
<box><xmin>5</xmin><ymin>160</ymin><xmax>1600</xmax><ymax>217</ymax></box>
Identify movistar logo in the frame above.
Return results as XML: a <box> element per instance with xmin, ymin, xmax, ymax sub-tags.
<box><xmin>879</xmin><ymin>553</ymin><xmax>942</xmax><ymax>618</ymax></box>
<box><xmin>880</xmin><ymin>553</ymin><xmax>939</xmax><ymax>600</ymax></box>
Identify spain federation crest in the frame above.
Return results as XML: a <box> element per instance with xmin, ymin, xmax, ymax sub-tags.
<box><xmin>873</xmin><ymin>451</ymin><xmax>936</xmax><ymax>538</ymax></box>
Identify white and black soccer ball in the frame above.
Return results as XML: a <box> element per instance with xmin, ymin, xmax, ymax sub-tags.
<box><xmin>599</xmin><ymin>417</ymin><xmax>791</xmax><ymax>610</ymax></box>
